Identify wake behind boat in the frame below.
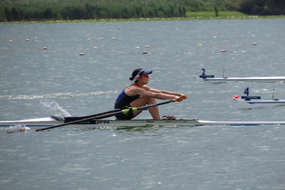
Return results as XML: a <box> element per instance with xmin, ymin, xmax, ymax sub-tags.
<box><xmin>193</xmin><ymin>68</ymin><xmax>285</xmax><ymax>83</ymax></box>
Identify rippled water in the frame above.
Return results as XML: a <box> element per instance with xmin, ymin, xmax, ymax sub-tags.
<box><xmin>1</xmin><ymin>19</ymin><xmax>285</xmax><ymax>189</ymax></box>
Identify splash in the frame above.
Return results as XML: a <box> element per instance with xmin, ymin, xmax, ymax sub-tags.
<box><xmin>40</xmin><ymin>99</ymin><xmax>71</xmax><ymax>118</ymax></box>
<box><xmin>7</xmin><ymin>124</ymin><xmax>30</xmax><ymax>134</ymax></box>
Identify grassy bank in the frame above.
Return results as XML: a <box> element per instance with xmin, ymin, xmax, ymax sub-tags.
<box><xmin>1</xmin><ymin>11</ymin><xmax>285</xmax><ymax>25</ymax></box>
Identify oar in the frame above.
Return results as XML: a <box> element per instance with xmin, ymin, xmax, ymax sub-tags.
<box><xmin>35</xmin><ymin>99</ymin><xmax>176</xmax><ymax>132</ymax></box>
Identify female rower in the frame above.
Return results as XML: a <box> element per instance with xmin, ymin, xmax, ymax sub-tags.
<box><xmin>114</xmin><ymin>68</ymin><xmax>187</xmax><ymax>120</ymax></box>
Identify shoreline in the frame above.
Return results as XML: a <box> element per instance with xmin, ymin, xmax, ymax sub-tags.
<box><xmin>1</xmin><ymin>14</ymin><xmax>285</xmax><ymax>25</ymax></box>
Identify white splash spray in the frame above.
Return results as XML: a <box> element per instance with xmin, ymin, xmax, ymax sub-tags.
<box><xmin>40</xmin><ymin>99</ymin><xmax>71</xmax><ymax>118</ymax></box>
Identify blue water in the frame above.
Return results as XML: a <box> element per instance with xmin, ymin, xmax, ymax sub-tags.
<box><xmin>0</xmin><ymin>18</ymin><xmax>285</xmax><ymax>189</ymax></box>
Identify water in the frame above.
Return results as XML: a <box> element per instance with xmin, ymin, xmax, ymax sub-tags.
<box><xmin>1</xmin><ymin>19</ymin><xmax>285</xmax><ymax>189</ymax></box>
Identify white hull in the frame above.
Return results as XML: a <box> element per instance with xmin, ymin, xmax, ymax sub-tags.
<box><xmin>2</xmin><ymin>117</ymin><xmax>285</xmax><ymax>131</ymax></box>
<box><xmin>233</xmin><ymin>99</ymin><xmax>285</xmax><ymax>108</ymax></box>
<box><xmin>232</xmin><ymin>94</ymin><xmax>285</xmax><ymax>108</ymax></box>
<box><xmin>193</xmin><ymin>75</ymin><xmax>285</xmax><ymax>83</ymax></box>
<box><xmin>0</xmin><ymin>117</ymin><xmax>199</xmax><ymax>130</ymax></box>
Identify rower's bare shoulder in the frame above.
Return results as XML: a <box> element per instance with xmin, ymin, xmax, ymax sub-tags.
<box><xmin>126</xmin><ymin>85</ymin><xmax>143</xmax><ymax>94</ymax></box>
<box><xmin>142</xmin><ymin>85</ymin><xmax>150</xmax><ymax>90</ymax></box>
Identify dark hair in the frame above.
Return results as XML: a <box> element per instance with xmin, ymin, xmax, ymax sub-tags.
<box><xmin>129</xmin><ymin>68</ymin><xmax>143</xmax><ymax>82</ymax></box>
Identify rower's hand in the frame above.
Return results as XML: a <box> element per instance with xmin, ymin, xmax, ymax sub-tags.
<box><xmin>174</xmin><ymin>95</ymin><xmax>186</xmax><ymax>102</ymax></box>
<box><xmin>181</xmin><ymin>94</ymin><xmax>187</xmax><ymax>99</ymax></box>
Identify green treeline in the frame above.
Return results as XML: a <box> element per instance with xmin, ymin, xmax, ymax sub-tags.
<box><xmin>227</xmin><ymin>0</ymin><xmax>285</xmax><ymax>15</ymax></box>
<box><xmin>0</xmin><ymin>0</ymin><xmax>186</xmax><ymax>21</ymax></box>
<box><xmin>0</xmin><ymin>0</ymin><xmax>284</xmax><ymax>22</ymax></box>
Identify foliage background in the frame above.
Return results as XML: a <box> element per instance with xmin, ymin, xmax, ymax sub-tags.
<box><xmin>0</xmin><ymin>0</ymin><xmax>284</xmax><ymax>22</ymax></box>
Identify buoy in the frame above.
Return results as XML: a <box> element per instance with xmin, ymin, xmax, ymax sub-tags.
<box><xmin>198</xmin><ymin>44</ymin><xmax>203</xmax><ymax>46</ymax></box>
<box><xmin>213</xmin><ymin>36</ymin><xmax>217</xmax><ymax>38</ymax></box>
<box><xmin>79</xmin><ymin>53</ymin><xmax>85</xmax><ymax>56</ymax></box>
<box><xmin>251</xmin><ymin>35</ymin><xmax>255</xmax><ymax>37</ymax></box>
<box><xmin>112</xmin><ymin>37</ymin><xmax>116</xmax><ymax>40</ymax></box>
<box><xmin>220</xmin><ymin>49</ymin><xmax>226</xmax><ymax>52</ymax></box>
<box><xmin>252</xmin><ymin>43</ymin><xmax>257</xmax><ymax>45</ymax></box>
<box><xmin>88</xmin><ymin>38</ymin><xmax>92</xmax><ymax>41</ymax></box>
<box><xmin>43</xmin><ymin>47</ymin><xmax>48</xmax><ymax>50</ymax></box>
<box><xmin>93</xmin><ymin>46</ymin><xmax>97</xmax><ymax>49</ymax></box>
<box><xmin>99</xmin><ymin>38</ymin><xmax>103</xmax><ymax>40</ymax></box>
<box><xmin>26</xmin><ymin>39</ymin><xmax>30</xmax><ymax>41</ymax></box>
<box><xmin>145</xmin><ymin>45</ymin><xmax>150</xmax><ymax>48</ymax></box>
<box><xmin>142</xmin><ymin>51</ymin><xmax>148</xmax><ymax>54</ymax></box>
<box><xmin>9</xmin><ymin>40</ymin><xmax>13</xmax><ymax>42</ymax></box>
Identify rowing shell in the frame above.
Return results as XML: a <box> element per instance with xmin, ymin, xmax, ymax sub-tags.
<box><xmin>2</xmin><ymin>116</ymin><xmax>285</xmax><ymax>132</ymax></box>
<box><xmin>0</xmin><ymin>117</ymin><xmax>199</xmax><ymax>130</ymax></box>
<box><xmin>193</xmin><ymin>75</ymin><xmax>285</xmax><ymax>83</ymax></box>
<box><xmin>232</xmin><ymin>96</ymin><xmax>285</xmax><ymax>108</ymax></box>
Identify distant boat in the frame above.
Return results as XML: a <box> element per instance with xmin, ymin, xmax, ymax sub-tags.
<box><xmin>193</xmin><ymin>68</ymin><xmax>285</xmax><ymax>83</ymax></box>
<box><xmin>232</xmin><ymin>87</ymin><xmax>285</xmax><ymax>108</ymax></box>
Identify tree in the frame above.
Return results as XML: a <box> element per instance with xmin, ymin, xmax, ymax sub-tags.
<box><xmin>201</xmin><ymin>0</ymin><xmax>226</xmax><ymax>16</ymax></box>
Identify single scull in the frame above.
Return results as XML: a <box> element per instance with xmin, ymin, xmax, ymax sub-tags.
<box><xmin>1</xmin><ymin>116</ymin><xmax>285</xmax><ymax>132</ymax></box>
<box><xmin>232</xmin><ymin>87</ymin><xmax>285</xmax><ymax>108</ymax></box>
<box><xmin>193</xmin><ymin>68</ymin><xmax>285</xmax><ymax>83</ymax></box>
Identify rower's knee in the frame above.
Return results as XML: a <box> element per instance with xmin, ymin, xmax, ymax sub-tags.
<box><xmin>148</xmin><ymin>97</ymin><xmax>157</xmax><ymax>104</ymax></box>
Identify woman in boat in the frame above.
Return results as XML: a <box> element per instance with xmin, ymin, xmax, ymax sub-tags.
<box><xmin>114</xmin><ymin>68</ymin><xmax>187</xmax><ymax>120</ymax></box>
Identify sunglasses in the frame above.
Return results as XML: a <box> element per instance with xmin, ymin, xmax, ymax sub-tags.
<box><xmin>138</xmin><ymin>74</ymin><xmax>149</xmax><ymax>78</ymax></box>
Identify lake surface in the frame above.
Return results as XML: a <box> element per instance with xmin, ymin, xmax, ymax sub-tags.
<box><xmin>0</xmin><ymin>19</ymin><xmax>285</xmax><ymax>190</ymax></box>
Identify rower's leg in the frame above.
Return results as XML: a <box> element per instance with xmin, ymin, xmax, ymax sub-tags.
<box><xmin>130</xmin><ymin>97</ymin><xmax>160</xmax><ymax>120</ymax></box>
<box><xmin>146</xmin><ymin>97</ymin><xmax>160</xmax><ymax>120</ymax></box>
